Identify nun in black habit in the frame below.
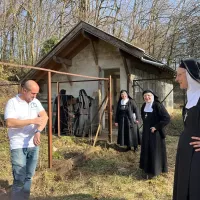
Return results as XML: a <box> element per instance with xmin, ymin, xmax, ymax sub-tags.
<box><xmin>114</xmin><ymin>90</ymin><xmax>140</xmax><ymax>152</ymax></box>
<box><xmin>173</xmin><ymin>58</ymin><xmax>200</xmax><ymax>200</ymax></box>
<box><xmin>140</xmin><ymin>90</ymin><xmax>170</xmax><ymax>177</ymax></box>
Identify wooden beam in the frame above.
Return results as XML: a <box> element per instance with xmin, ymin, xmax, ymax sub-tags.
<box><xmin>35</xmin><ymin>39</ymin><xmax>89</xmax><ymax>82</ymax></box>
<box><xmin>93</xmin><ymin>97</ymin><xmax>108</xmax><ymax>146</ymax></box>
<box><xmin>82</xmin><ymin>30</ymin><xmax>99</xmax><ymax>66</ymax></box>
<box><xmin>53</xmin><ymin>56</ymin><xmax>72</xmax><ymax>66</ymax></box>
<box><xmin>119</xmin><ymin>49</ymin><xmax>131</xmax><ymax>75</ymax></box>
<box><xmin>120</xmin><ymin>50</ymin><xmax>161</xmax><ymax>75</ymax></box>
<box><xmin>36</xmin><ymin>23</ymin><xmax>83</xmax><ymax>67</ymax></box>
<box><xmin>90</xmin><ymin>40</ymin><xmax>98</xmax><ymax>65</ymax></box>
<box><xmin>62</xmin><ymin>63</ymin><xmax>73</xmax><ymax>86</ymax></box>
<box><xmin>63</xmin><ymin>38</ymin><xmax>90</xmax><ymax>59</ymax></box>
<box><xmin>120</xmin><ymin>49</ymin><xmax>132</xmax><ymax>92</ymax></box>
<box><xmin>82</xmin><ymin>30</ymin><xmax>99</xmax><ymax>42</ymax></box>
<box><xmin>82</xmin><ymin>23</ymin><xmax>144</xmax><ymax>58</ymax></box>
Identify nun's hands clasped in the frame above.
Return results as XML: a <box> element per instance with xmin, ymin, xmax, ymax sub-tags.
<box><xmin>190</xmin><ymin>137</ymin><xmax>200</xmax><ymax>151</ymax></box>
<box><xmin>150</xmin><ymin>127</ymin><xmax>156</xmax><ymax>133</ymax></box>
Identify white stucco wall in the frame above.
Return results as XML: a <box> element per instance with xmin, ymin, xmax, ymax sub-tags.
<box><xmin>41</xmin><ymin>40</ymin><xmax>127</xmax><ymax>101</ymax></box>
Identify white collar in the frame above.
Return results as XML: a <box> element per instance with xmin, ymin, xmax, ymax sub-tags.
<box><xmin>16</xmin><ymin>94</ymin><xmax>26</xmax><ymax>102</ymax></box>
<box><xmin>121</xmin><ymin>98</ymin><xmax>129</xmax><ymax>105</ymax></box>
<box><xmin>144</xmin><ymin>95</ymin><xmax>154</xmax><ymax>112</ymax></box>
<box><xmin>186</xmin><ymin>71</ymin><xmax>200</xmax><ymax>109</ymax></box>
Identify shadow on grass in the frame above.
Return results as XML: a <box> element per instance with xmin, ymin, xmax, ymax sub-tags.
<box><xmin>0</xmin><ymin>180</ymin><xmax>10</xmax><ymax>189</ymax></box>
<box><xmin>0</xmin><ymin>180</ymin><xmax>12</xmax><ymax>200</ymax></box>
<box><xmin>88</xmin><ymin>140</ymin><xmax>132</xmax><ymax>153</ymax></box>
<box><xmin>31</xmin><ymin>193</ymin><xmax>127</xmax><ymax>200</ymax></box>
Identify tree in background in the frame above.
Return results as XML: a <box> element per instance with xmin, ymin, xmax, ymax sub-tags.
<box><xmin>39</xmin><ymin>36</ymin><xmax>59</xmax><ymax>58</ymax></box>
<box><xmin>0</xmin><ymin>0</ymin><xmax>199</xmax><ymax>71</ymax></box>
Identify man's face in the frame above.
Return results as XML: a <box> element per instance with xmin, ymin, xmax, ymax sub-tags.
<box><xmin>23</xmin><ymin>86</ymin><xmax>39</xmax><ymax>103</ymax></box>
<box><xmin>121</xmin><ymin>92</ymin><xmax>128</xmax><ymax>99</ymax></box>
<box><xmin>143</xmin><ymin>93</ymin><xmax>153</xmax><ymax>103</ymax></box>
<box><xmin>175</xmin><ymin>67</ymin><xmax>188</xmax><ymax>89</ymax></box>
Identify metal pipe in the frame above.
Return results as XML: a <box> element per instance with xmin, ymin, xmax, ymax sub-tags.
<box><xmin>133</xmin><ymin>77</ymin><xmax>175</xmax><ymax>82</ymax></box>
<box><xmin>57</xmin><ymin>82</ymin><xmax>60</xmax><ymax>137</ymax></box>
<box><xmin>51</xmin><ymin>79</ymin><xmax>104</xmax><ymax>83</ymax></box>
<box><xmin>48</xmin><ymin>72</ymin><xmax>52</xmax><ymax>168</ymax></box>
<box><xmin>108</xmin><ymin>75</ymin><xmax>112</xmax><ymax>143</ymax></box>
<box><xmin>0</xmin><ymin>83</ymin><xmax>19</xmax><ymax>86</ymax></box>
<box><xmin>140</xmin><ymin>57</ymin><xmax>165</xmax><ymax>67</ymax></box>
<box><xmin>0</xmin><ymin>61</ymin><xmax>109</xmax><ymax>81</ymax></box>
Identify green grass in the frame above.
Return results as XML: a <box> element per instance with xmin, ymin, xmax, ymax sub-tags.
<box><xmin>166</xmin><ymin>109</ymin><xmax>183</xmax><ymax>136</ymax></box>
<box><xmin>0</xmin><ymin>110</ymin><xmax>181</xmax><ymax>200</ymax></box>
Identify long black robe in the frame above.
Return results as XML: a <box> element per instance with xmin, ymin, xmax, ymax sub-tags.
<box><xmin>73</xmin><ymin>89</ymin><xmax>91</xmax><ymax>137</ymax></box>
<box><xmin>54</xmin><ymin>93</ymin><xmax>70</xmax><ymax>133</ymax></box>
<box><xmin>173</xmin><ymin>100</ymin><xmax>200</xmax><ymax>200</ymax></box>
<box><xmin>140</xmin><ymin>101</ymin><xmax>170</xmax><ymax>176</ymax></box>
<box><xmin>115</xmin><ymin>99</ymin><xmax>140</xmax><ymax>148</ymax></box>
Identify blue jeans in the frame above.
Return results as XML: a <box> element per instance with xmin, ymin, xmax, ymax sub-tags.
<box><xmin>11</xmin><ymin>147</ymin><xmax>39</xmax><ymax>200</ymax></box>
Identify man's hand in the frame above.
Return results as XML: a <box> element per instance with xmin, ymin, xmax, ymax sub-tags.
<box><xmin>33</xmin><ymin>132</ymin><xmax>41</xmax><ymax>146</ymax></box>
<box><xmin>190</xmin><ymin>137</ymin><xmax>200</xmax><ymax>151</ymax></box>
<box><xmin>115</xmin><ymin>123</ymin><xmax>118</xmax><ymax>127</ymax></box>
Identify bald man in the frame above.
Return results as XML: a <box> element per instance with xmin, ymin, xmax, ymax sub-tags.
<box><xmin>4</xmin><ymin>80</ymin><xmax>48</xmax><ymax>200</ymax></box>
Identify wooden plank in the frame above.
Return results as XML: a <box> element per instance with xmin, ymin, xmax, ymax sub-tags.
<box><xmin>93</xmin><ymin>97</ymin><xmax>108</xmax><ymax>146</ymax></box>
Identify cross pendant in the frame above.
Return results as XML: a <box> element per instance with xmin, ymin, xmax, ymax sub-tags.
<box><xmin>184</xmin><ymin>112</ymin><xmax>188</xmax><ymax>122</ymax></box>
<box><xmin>145</xmin><ymin>113</ymin><xmax>147</xmax><ymax>118</ymax></box>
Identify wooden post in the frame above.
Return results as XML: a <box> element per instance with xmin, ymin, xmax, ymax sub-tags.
<box><xmin>56</xmin><ymin>82</ymin><xmax>60</xmax><ymax>137</ymax></box>
<box><xmin>127</xmin><ymin>74</ymin><xmax>130</xmax><ymax>93</ymax></box>
<box><xmin>48</xmin><ymin>72</ymin><xmax>52</xmax><ymax>168</ymax></box>
<box><xmin>93</xmin><ymin>97</ymin><xmax>108</xmax><ymax>146</ymax></box>
<box><xmin>108</xmin><ymin>76</ymin><xmax>112</xmax><ymax>143</ymax></box>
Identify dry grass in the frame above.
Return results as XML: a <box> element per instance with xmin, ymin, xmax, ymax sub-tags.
<box><xmin>0</xmin><ymin>110</ymin><xmax>182</xmax><ymax>200</ymax></box>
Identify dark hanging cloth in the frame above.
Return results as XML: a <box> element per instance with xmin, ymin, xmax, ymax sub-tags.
<box><xmin>73</xmin><ymin>89</ymin><xmax>91</xmax><ymax>137</ymax></box>
<box><xmin>54</xmin><ymin>89</ymin><xmax>68</xmax><ymax>106</ymax></box>
<box><xmin>54</xmin><ymin>90</ymin><xmax>73</xmax><ymax>134</ymax></box>
<box><xmin>140</xmin><ymin>101</ymin><xmax>170</xmax><ymax>176</ymax></box>
<box><xmin>173</xmin><ymin>99</ymin><xmax>200</xmax><ymax>200</ymax></box>
<box><xmin>115</xmin><ymin>98</ymin><xmax>141</xmax><ymax>149</ymax></box>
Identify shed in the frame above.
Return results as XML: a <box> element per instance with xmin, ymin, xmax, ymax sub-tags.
<box><xmin>24</xmin><ymin>21</ymin><xmax>175</xmax><ymax>128</ymax></box>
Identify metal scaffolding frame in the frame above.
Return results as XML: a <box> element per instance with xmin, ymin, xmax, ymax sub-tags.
<box><xmin>0</xmin><ymin>61</ymin><xmax>113</xmax><ymax>168</ymax></box>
